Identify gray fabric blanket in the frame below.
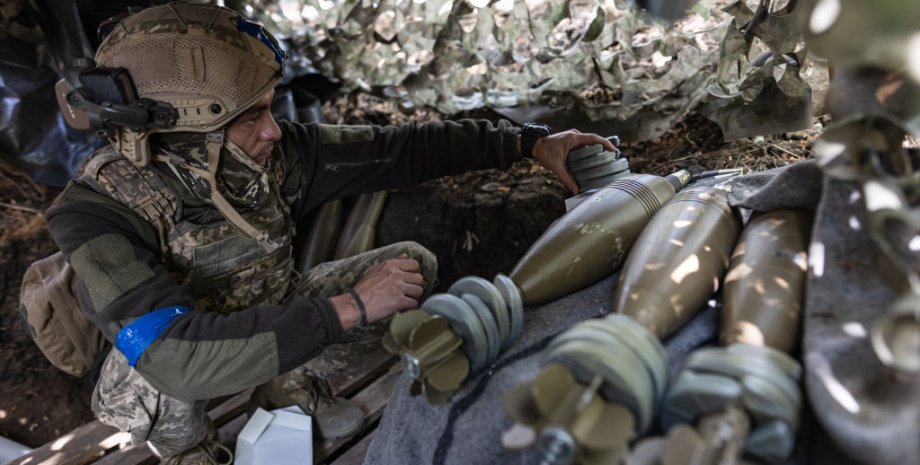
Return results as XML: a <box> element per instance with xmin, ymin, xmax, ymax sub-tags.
<box><xmin>735</xmin><ymin>162</ymin><xmax>920</xmax><ymax>465</ymax></box>
<box><xmin>364</xmin><ymin>162</ymin><xmax>920</xmax><ymax>465</ymax></box>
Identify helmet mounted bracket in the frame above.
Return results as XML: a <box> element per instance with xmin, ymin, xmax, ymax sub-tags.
<box><xmin>55</xmin><ymin>65</ymin><xmax>179</xmax><ymax>166</ymax></box>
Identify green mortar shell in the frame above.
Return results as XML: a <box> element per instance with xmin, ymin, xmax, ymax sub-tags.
<box><xmin>721</xmin><ymin>209</ymin><xmax>814</xmax><ymax>353</ymax></box>
<box><xmin>335</xmin><ymin>190</ymin><xmax>389</xmax><ymax>259</ymax></box>
<box><xmin>614</xmin><ymin>187</ymin><xmax>742</xmax><ymax>339</ymax></box>
<box><xmin>296</xmin><ymin>199</ymin><xmax>343</xmax><ymax>273</ymax></box>
<box><xmin>509</xmin><ymin>173</ymin><xmax>681</xmax><ymax>306</ymax></box>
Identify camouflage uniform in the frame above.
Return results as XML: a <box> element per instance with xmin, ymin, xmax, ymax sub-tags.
<box><xmin>44</xmin><ymin>2</ymin><xmax>524</xmax><ymax>461</ymax></box>
<box><xmin>47</xmin><ymin>114</ymin><xmax>523</xmax><ymax>459</ymax></box>
<box><xmin>72</xmin><ymin>125</ymin><xmax>442</xmax><ymax>456</ymax></box>
<box><xmin>92</xmin><ymin>238</ymin><xmax>436</xmax><ymax>456</ymax></box>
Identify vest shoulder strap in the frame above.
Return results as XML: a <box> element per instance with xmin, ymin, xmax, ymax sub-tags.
<box><xmin>78</xmin><ymin>147</ymin><xmax>177</xmax><ymax>253</ymax></box>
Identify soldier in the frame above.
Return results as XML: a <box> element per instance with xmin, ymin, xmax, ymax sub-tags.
<box><xmin>45</xmin><ymin>2</ymin><xmax>616</xmax><ymax>464</ymax></box>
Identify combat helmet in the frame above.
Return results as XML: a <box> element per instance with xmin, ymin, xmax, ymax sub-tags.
<box><xmin>56</xmin><ymin>1</ymin><xmax>286</xmax><ymax>247</ymax></box>
<box><xmin>58</xmin><ymin>1</ymin><xmax>284</xmax><ymax>166</ymax></box>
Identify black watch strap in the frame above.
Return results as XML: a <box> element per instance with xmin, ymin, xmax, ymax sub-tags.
<box><xmin>520</xmin><ymin>123</ymin><xmax>551</xmax><ymax>158</ymax></box>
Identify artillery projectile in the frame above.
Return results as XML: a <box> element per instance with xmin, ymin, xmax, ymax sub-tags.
<box><xmin>501</xmin><ymin>315</ymin><xmax>669</xmax><ymax>464</ymax></box>
<box><xmin>383</xmin><ymin>276</ymin><xmax>524</xmax><ymax>404</ymax></box>
<box><xmin>565</xmin><ymin>137</ymin><xmax>630</xmax><ymax>194</ymax></box>
<box><xmin>500</xmin><ymin>186</ymin><xmax>744</xmax><ymax>465</ymax></box>
<box><xmin>647</xmin><ymin>209</ymin><xmax>815</xmax><ymax>465</ymax></box>
<box><xmin>614</xmin><ymin>186</ymin><xmax>742</xmax><ymax>339</ymax></box>
<box><xmin>655</xmin><ymin>343</ymin><xmax>803</xmax><ymax>465</ymax></box>
<box><xmin>382</xmin><ymin>169</ymin><xmax>694</xmax><ymax>405</ymax></box>
<box><xmin>295</xmin><ymin>199</ymin><xmax>342</xmax><ymax>273</ymax></box>
<box><xmin>335</xmin><ymin>190</ymin><xmax>388</xmax><ymax>259</ymax></box>
<box><xmin>383</xmin><ymin>171</ymin><xmax>688</xmax><ymax>405</ymax></box>
<box><xmin>722</xmin><ymin>209</ymin><xmax>813</xmax><ymax>352</ymax></box>
<box><xmin>509</xmin><ymin>171</ymin><xmax>691</xmax><ymax>306</ymax></box>
<box><xmin>502</xmin><ymin>364</ymin><xmax>636</xmax><ymax>465</ymax></box>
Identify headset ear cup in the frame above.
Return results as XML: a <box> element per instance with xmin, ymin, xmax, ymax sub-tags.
<box><xmin>78</xmin><ymin>67</ymin><xmax>137</xmax><ymax>105</ymax></box>
<box><xmin>55</xmin><ymin>79</ymin><xmax>92</xmax><ymax>131</ymax></box>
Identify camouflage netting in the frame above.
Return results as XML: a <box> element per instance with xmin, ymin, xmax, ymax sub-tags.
<box><xmin>699</xmin><ymin>0</ymin><xmax>830</xmax><ymax>139</ymax></box>
<box><xmin>238</xmin><ymin>0</ymin><xmax>746</xmax><ymax>141</ymax></box>
<box><xmin>253</xmin><ymin>1</ymin><xmax>919</xmax><ymax>464</ymax></box>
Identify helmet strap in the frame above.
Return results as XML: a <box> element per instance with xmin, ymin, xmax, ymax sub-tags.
<box><xmin>178</xmin><ymin>129</ymin><xmax>276</xmax><ymax>252</ymax></box>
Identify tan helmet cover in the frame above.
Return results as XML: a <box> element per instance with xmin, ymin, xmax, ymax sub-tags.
<box><xmin>95</xmin><ymin>2</ymin><xmax>283</xmax><ymax>165</ymax></box>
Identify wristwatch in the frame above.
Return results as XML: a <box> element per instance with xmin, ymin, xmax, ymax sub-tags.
<box><xmin>520</xmin><ymin>123</ymin><xmax>551</xmax><ymax>158</ymax></box>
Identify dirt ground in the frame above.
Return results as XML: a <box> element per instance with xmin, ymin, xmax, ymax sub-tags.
<box><xmin>0</xmin><ymin>92</ymin><xmax>812</xmax><ymax>448</ymax></box>
<box><xmin>0</xmin><ymin>163</ymin><xmax>94</xmax><ymax>446</ymax></box>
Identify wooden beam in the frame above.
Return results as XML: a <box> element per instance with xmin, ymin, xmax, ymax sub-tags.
<box><xmin>6</xmin><ymin>421</ymin><xmax>125</xmax><ymax>465</ymax></box>
<box><xmin>308</xmin><ymin>338</ymin><xmax>397</xmax><ymax>399</ymax></box>
<box><xmin>80</xmin><ymin>340</ymin><xmax>396</xmax><ymax>465</ymax></box>
<box><xmin>90</xmin><ymin>444</ymin><xmax>157</xmax><ymax>465</ymax></box>
<box><xmin>329</xmin><ymin>430</ymin><xmax>376</xmax><ymax>465</ymax></box>
<box><xmin>210</xmin><ymin>371</ymin><xmax>399</xmax><ymax>465</ymax></box>
<box><xmin>89</xmin><ymin>370</ymin><xmax>398</xmax><ymax>465</ymax></box>
<box><xmin>314</xmin><ymin>371</ymin><xmax>399</xmax><ymax>464</ymax></box>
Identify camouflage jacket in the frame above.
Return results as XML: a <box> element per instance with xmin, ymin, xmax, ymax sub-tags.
<box><xmin>46</xmin><ymin>119</ymin><xmax>523</xmax><ymax>401</ymax></box>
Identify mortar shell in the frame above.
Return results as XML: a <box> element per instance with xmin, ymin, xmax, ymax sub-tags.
<box><xmin>566</xmin><ymin>143</ymin><xmax>607</xmax><ymax>162</ymax></box>
<box><xmin>509</xmin><ymin>173</ymin><xmax>683</xmax><ymax>306</ymax></box>
<box><xmin>577</xmin><ymin>170</ymin><xmax>633</xmax><ymax>192</ymax></box>
<box><xmin>335</xmin><ymin>191</ymin><xmax>388</xmax><ymax>259</ymax></box>
<box><xmin>567</xmin><ymin>149</ymin><xmax>620</xmax><ymax>173</ymax></box>
<box><xmin>296</xmin><ymin>199</ymin><xmax>343</xmax><ymax>273</ymax></box>
<box><xmin>721</xmin><ymin>210</ymin><xmax>814</xmax><ymax>353</ymax></box>
<box><xmin>613</xmin><ymin>187</ymin><xmax>742</xmax><ymax>339</ymax></box>
<box><xmin>721</xmin><ymin>209</ymin><xmax>813</xmax><ymax>352</ymax></box>
<box><xmin>571</xmin><ymin>157</ymin><xmax>629</xmax><ymax>182</ymax></box>
<box><xmin>565</xmin><ymin>150</ymin><xmax>620</xmax><ymax>171</ymax></box>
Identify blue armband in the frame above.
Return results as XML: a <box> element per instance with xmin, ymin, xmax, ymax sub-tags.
<box><xmin>116</xmin><ymin>306</ymin><xmax>189</xmax><ymax>366</ymax></box>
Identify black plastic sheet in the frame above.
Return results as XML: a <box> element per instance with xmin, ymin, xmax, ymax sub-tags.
<box><xmin>0</xmin><ymin>0</ymin><xmax>103</xmax><ymax>187</ymax></box>
<box><xmin>0</xmin><ymin>39</ymin><xmax>102</xmax><ymax>187</ymax></box>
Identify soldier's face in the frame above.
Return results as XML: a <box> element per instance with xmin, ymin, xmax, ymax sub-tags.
<box><xmin>226</xmin><ymin>90</ymin><xmax>281</xmax><ymax>166</ymax></box>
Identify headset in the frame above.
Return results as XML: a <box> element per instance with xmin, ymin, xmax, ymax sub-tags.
<box><xmin>55</xmin><ymin>6</ymin><xmax>285</xmax><ymax>167</ymax></box>
<box><xmin>54</xmin><ymin>57</ymin><xmax>182</xmax><ymax>166</ymax></box>
<box><xmin>54</xmin><ymin>62</ymin><xmax>178</xmax><ymax>135</ymax></box>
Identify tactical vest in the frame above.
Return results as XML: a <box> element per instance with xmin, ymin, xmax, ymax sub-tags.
<box><xmin>79</xmin><ymin>146</ymin><xmax>295</xmax><ymax>313</ymax></box>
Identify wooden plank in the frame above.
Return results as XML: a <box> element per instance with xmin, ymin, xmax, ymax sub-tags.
<box><xmin>6</xmin><ymin>421</ymin><xmax>126</xmax><ymax>465</ymax></box>
<box><xmin>306</xmin><ymin>335</ymin><xmax>397</xmax><ymax>398</ymax></box>
<box><xmin>90</xmin><ymin>388</ymin><xmax>254</xmax><ymax>465</ymax></box>
<box><xmin>329</xmin><ymin>429</ymin><xmax>376</xmax><ymax>465</ymax></box>
<box><xmin>314</xmin><ymin>371</ymin><xmax>400</xmax><ymax>464</ymax></box>
<box><xmin>91</xmin><ymin>369</ymin><xmax>398</xmax><ymax>465</ymax></box>
<box><xmin>210</xmin><ymin>389</ymin><xmax>255</xmax><ymax>427</ymax></box>
<box><xmin>91</xmin><ymin>444</ymin><xmax>158</xmax><ymax>465</ymax></box>
<box><xmin>201</xmin><ymin>371</ymin><xmax>398</xmax><ymax>465</ymax></box>
<box><xmin>87</xmin><ymin>339</ymin><xmax>396</xmax><ymax>465</ymax></box>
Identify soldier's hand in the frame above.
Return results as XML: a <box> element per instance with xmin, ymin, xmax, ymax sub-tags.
<box><xmin>531</xmin><ymin>130</ymin><xmax>617</xmax><ymax>194</ymax></box>
<box><xmin>330</xmin><ymin>256</ymin><xmax>424</xmax><ymax>330</ymax></box>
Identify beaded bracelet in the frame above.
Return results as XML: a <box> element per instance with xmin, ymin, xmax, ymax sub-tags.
<box><xmin>346</xmin><ymin>287</ymin><xmax>368</xmax><ymax>327</ymax></box>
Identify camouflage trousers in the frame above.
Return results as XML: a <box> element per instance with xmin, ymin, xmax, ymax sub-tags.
<box><xmin>286</xmin><ymin>240</ymin><xmax>438</xmax><ymax>302</ymax></box>
<box><xmin>92</xmin><ymin>241</ymin><xmax>437</xmax><ymax>458</ymax></box>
